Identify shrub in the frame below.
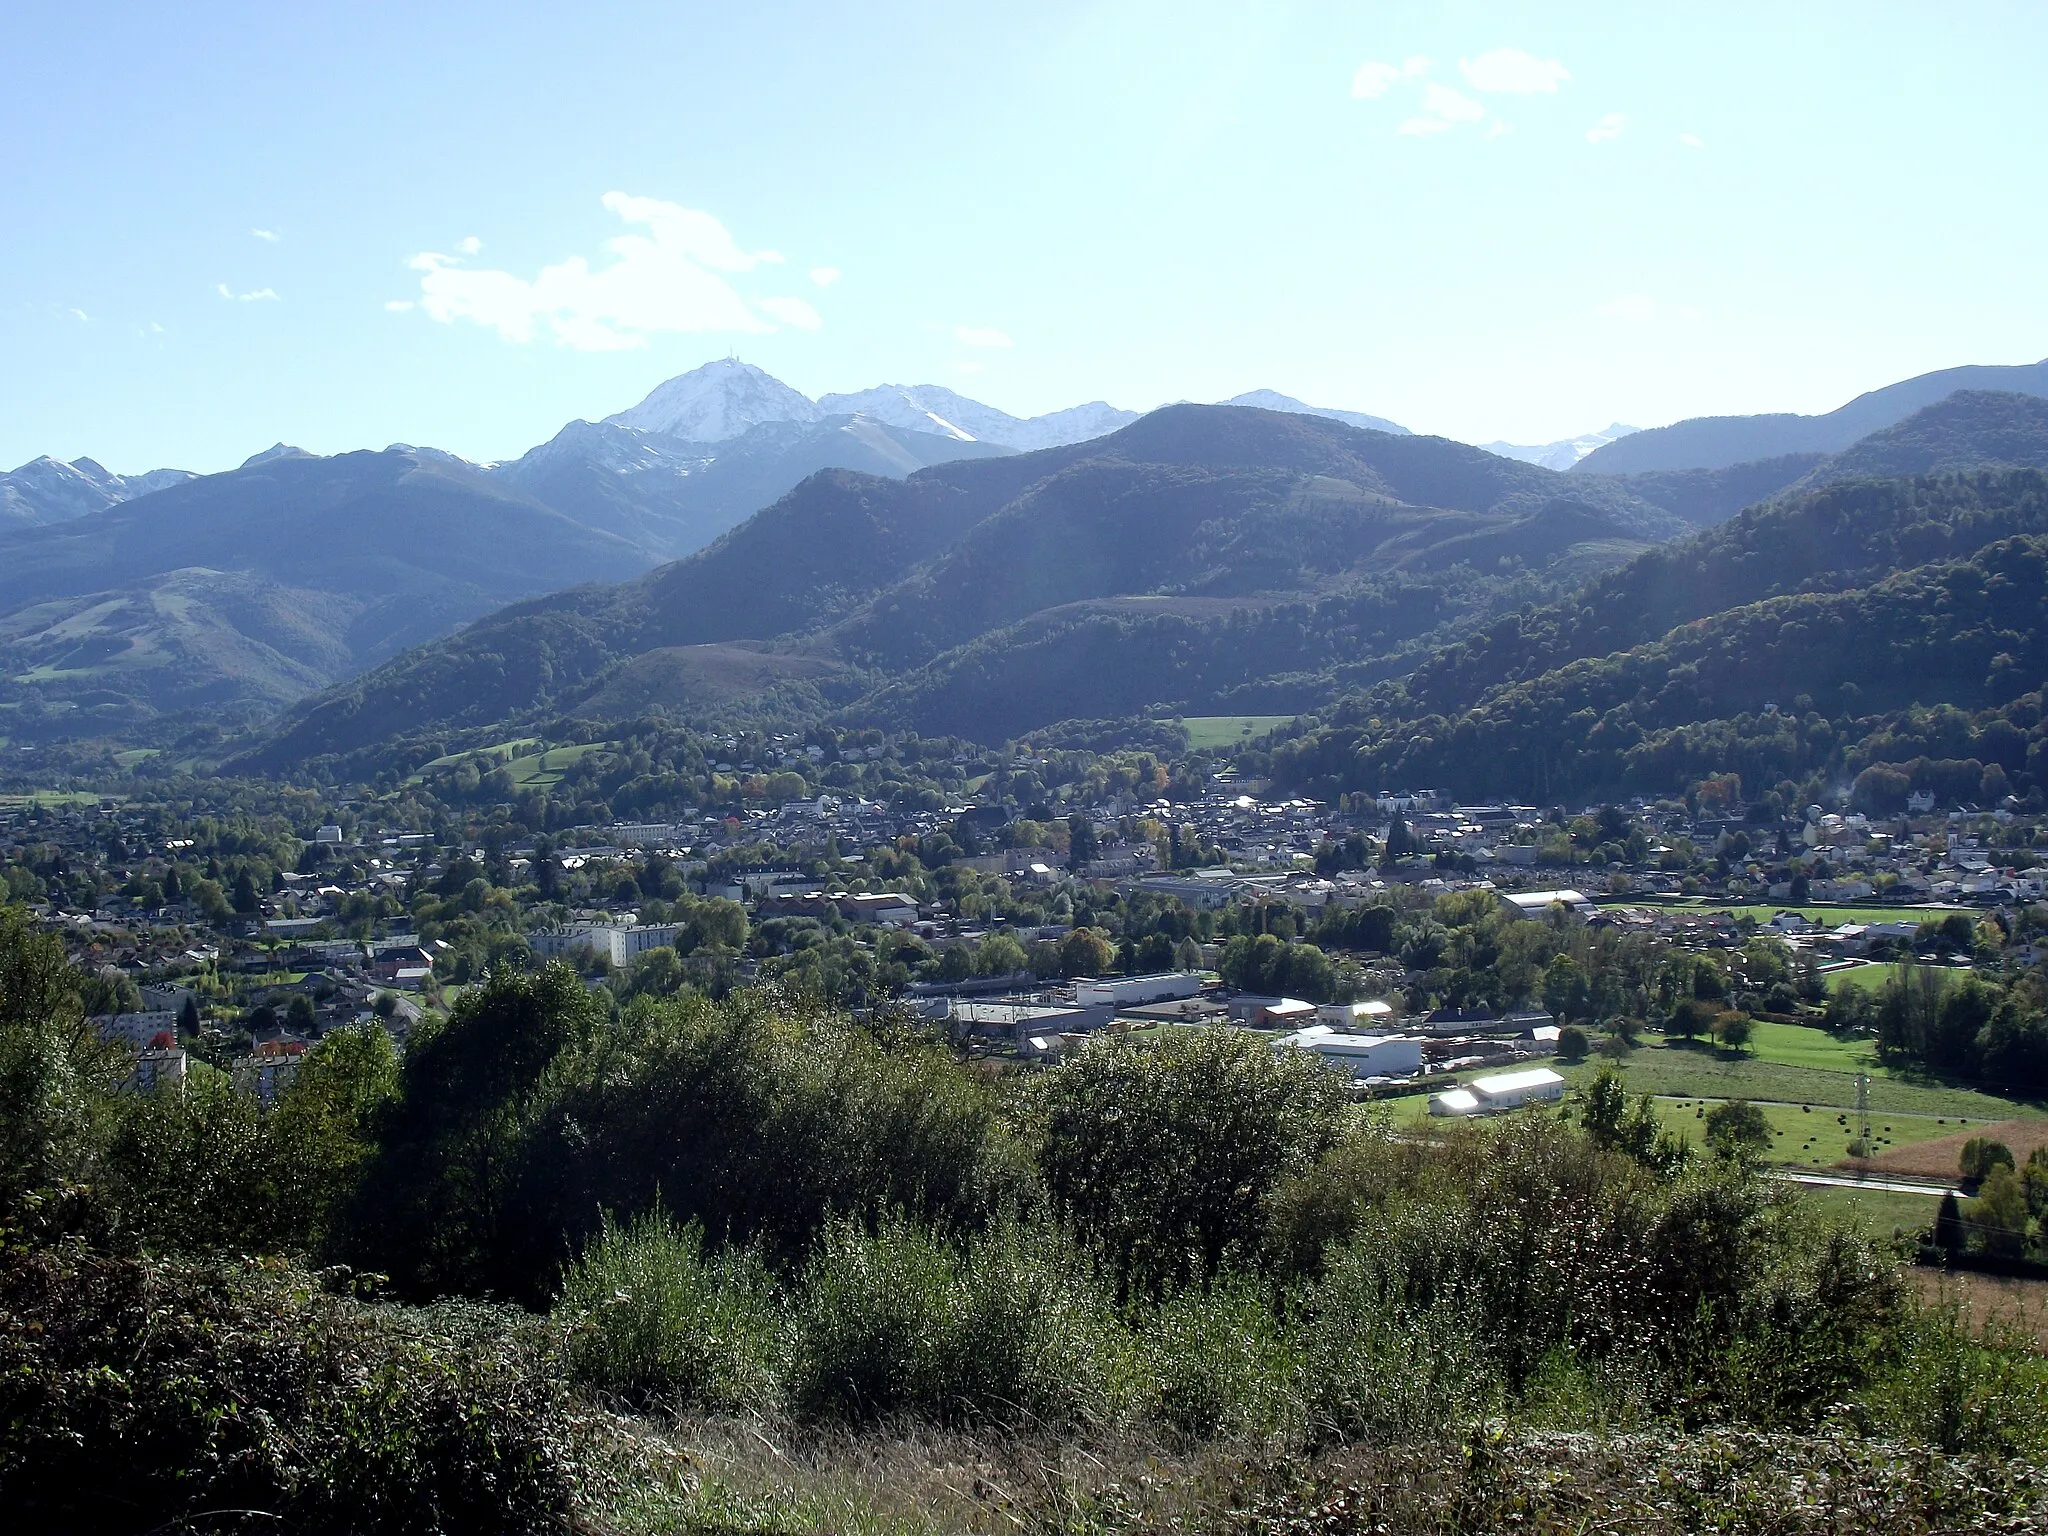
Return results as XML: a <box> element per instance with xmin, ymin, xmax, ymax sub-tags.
<box><xmin>784</xmin><ymin>1213</ymin><xmax>1120</xmax><ymax>1429</ymax></box>
<box><xmin>1140</xmin><ymin>1274</ymin><xmax>1302</xmax><ymax>1443</ymax></box>
<box><xmin>1036</xmin><ymin>1026</ymin><xmax>1347</xmax><ymax>1289</ymax></box>
<box><xmin>1556</xmin><ymin>1024</ymin><xmax>1590</xmax><ymax>1062</ymax></box>
<box><xmin>1296</xmin><ymin>1241</ymin><xmax>1494</xmax><ymax>1443</ymax></box>
<box><xmin>557</xmin><ymin>1206</ymin><xmax>776</xmax><ymax>1413</ymax></box>
<box><xmin>0</xmin><ymin>1245</ymin><xmax>576</xmax><ymax>1536</ymax></box>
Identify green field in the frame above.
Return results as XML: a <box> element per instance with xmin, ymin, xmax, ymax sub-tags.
<box><xmin>1827</xmin><ymin>961</ymin><xmax>1903</xmax><ymax>994</ymax></box>
<box><xmin>1554</xmin><ymin>1046</ymin><xmax>2024</xmax><ymax>1118</ymax></box>
<box><xmin>409</xmin><ymin>738</ymin><xmax>611</xmax><ymax>789</ymax></box>
<box><xmin>1650</xmin><ymin>1096</ymin><xmax>1984</xmax><ymax>1167</ymax></box>
<box><xmin>506</xmin><ymin>743</ymin><xmax>608</xmax><ymax>788</ymax></box>
<box><xmin>1792</xmin><ymin>1182</ymin><xmax>1942</xmax><ymax>1240</ymax></box>
<box><xmin>0</xmin><ymin>790</ymin><xmax>108</xmax><ymax>808</ymax></box>
<box><xmin>1181</xmin><ymin>715</ymin><xmax>1295</xmax><ymax>751</ymax></box>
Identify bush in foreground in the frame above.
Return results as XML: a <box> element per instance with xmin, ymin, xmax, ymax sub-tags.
<box><xmin>0</xmin><ymin>1243</ymin><xmax>578</xmax><ymax>1536</ymax></box>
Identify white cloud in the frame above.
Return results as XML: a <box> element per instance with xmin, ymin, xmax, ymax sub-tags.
<box><xmin>1350</xmin><ymin>55</ymin><xmax>1428</xmax><ymax>98</ymax></box>
<box><xmin>1597</xmin><ymin>294</ymin><xmax>1656</xmax><ymax>321</ymax></box>
<box><xmin>67</xmin><ymin>307</ymin><xmax>90</xmax><ymax>322</ymax></box>
<box><xmin>954</xmin><ymin>325</ymin><xmax>1013</xmax><ymax>348</ymax></box>
<box><xmin>252</xmin><ymin>227</ymin><xmax>280</xmax><ymax>242</ymax></box>
<box><xmin>403</xmin><ymin>192</ymin><xmax>815</xmax><ymax>351</ymax></box>
<box><xmin>1585</xmin><ymin>112</ymin><xmax>1626</xmax><ymax>143</ymax></box>
<box><xmin>217</xmin><ymin>283</ymin><xmax>279</xmax><ymax>301</ymax></box>
<box><xmin>1351</xmin><ymin>61</ymin><xmax>1400</xmax><ymax>99</ymax></box>
<box><xmin>1460</xmin><ymin>47</ymin><xmax>1569</xmax><ymax>94</ymax></box>
<box><xmin>1399</xmin><ymin>82</ymin><xmax>1486</xmax><ymax>135</ymax></box>
<box><xmin>757</xmin><ymin>295</ymin><xmax>822</xmax><ymax>330</ymax></box>
<box><xmin>459</xmin><ymin>235</ymin><xmax>482</xmax><ymax>255</ymax></box>
<box><xmin>809</xmin><ymin>265</ymin><xmax>841</xmax><ymax>286</ymax></box>
<box><xmin>1678</xmin><ymin>132</ymin><xmax>1705</xmax><ymax>148</ymax></box>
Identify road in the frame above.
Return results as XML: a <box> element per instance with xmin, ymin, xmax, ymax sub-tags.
<box><xmin>1772</xmin><ymin>1169</ymin><xmax>1958</xmax><ymax>1197</ymax></box>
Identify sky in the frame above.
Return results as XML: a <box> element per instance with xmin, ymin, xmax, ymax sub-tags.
<box><xmin>5</xmin><ymin>1</ymin><xmax>2047</xmax><ymax>473</ymax></box>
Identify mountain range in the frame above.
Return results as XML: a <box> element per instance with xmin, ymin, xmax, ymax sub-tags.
<box><xmin>0</xmin><ymin>456</ymin><xmax>195</xmax><ymax>528</ymax></box>
<box><xmin>10</xmin><ymin>356</ymin><xmax>2048</xmax><ymax>766</ymax></box>
<box><xmin>233</xmin><ymin>386</ymin><xmax>2048</xmax><ymax>772</ymax></box>
<box><xmin>1573</xmin><ymin>358</ymin><xmax>2048</xmax><ymax>474</ymax></box>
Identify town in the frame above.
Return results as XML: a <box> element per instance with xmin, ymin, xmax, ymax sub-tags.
<box><xmin>8</xmin><ymin>723</ymin><xmax>2040</xmax><ymax>1111</ymax></box>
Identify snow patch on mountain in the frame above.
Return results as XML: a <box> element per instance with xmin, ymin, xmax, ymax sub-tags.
<box><xmin>0</xmin><ymin>455</ymin><xmax>197</xmax><ymax>527</ymax></box>
<box><xmin>1221</xmin><ymin>390</ymin><xmax>1410</xmax><ymax>437</ymax></box>
<box><xmin>1480</xmin><ymin>424</ymin><xmax>1640</xmax><ymax>471</ymax></box>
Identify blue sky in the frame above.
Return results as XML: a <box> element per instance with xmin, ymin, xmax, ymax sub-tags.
<box><xmin>5</xmin><ymin>1</ymin><xmax>2045</xmax><ymax>473</ymax></box>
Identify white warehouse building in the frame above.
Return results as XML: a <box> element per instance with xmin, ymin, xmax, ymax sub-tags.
<box><xmin>1074</xmin><ymin>972</ymin><xmax>1205</xmax><ymax>1008</ymax></box>
<box><xmin>1275</xmin><ymin>1024</ymin><xmax>1424</xmax><ymax>1079</ymax></box>
<box><xmin>1430</xmin><ymin>1066</ymin><xmax>1567</xmax><ymax>1117</ymax></box>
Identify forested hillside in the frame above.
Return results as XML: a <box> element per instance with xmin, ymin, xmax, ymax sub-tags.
<box><xmin>1267</xmin><ymin>483</ymin><xmax>2048</xmax><ymax>803</ymax></box>
<box><xmin>240</xmin><ymin>407</ymin><xmax>1711</xmax><ymax>770</ymax></box>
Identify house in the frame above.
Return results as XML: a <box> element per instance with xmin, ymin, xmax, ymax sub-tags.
<box><xmin>1320</xmin><ymin>998</ymin><xmax>1398</xmax><ymax>1029</ymax></box>
<box><xmin>1256</xmin><ymin>997</ymin><xmax>1320</xmax><ymax>1029</ymax></box>
<box><xmin>1430</xmin><ymin>1066</ymin><xmax>1567</xmax><ymax>1117</ymax></box>
<box><xmin>93</xmin><ymin>1010</ymin><xmax>183</xmax><ymax>1049</ymax></box>
<box><xmin>129</xmin><ymin>1045</ymin><xmax>188</xmax><ymax>1094</ymax></box>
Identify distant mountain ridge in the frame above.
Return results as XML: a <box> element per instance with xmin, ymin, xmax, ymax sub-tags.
<box><xmin>1573</xmin><ymin>358</ymin><xmax>2048</xmax><ymax>474</ymax></box>
<box><xmin>0</xmin><ymin>448</ymin><xmax>654</xmax><ymax>739</ymax></box>
<box><xmin>1483</xmin><ymin>424</ymin><xmax>1639</xmax><ymax>471</ymax></box>
<box><xmin>0</xmin><ymin>455</ymin><xmax>195</xmax><ymax>527</ymax></box>
<box><xmin>237</xmin><ymin>404</ymin><xmax>1788</xmax><ymax>768</ymax></box>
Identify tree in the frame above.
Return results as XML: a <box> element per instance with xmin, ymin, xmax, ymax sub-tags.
<box><xmin>1066</xmin><ymin>814</ymin><xmax>1100</xmax><ymax>865</ymax></box>
<box><xmin>1668</xmin><ymin>997</ymin><xmax>1714</xmax><ymax>1043</ymax></box>
<box><xmin>1541</xmin><ymin>954</ymin><xmax>1591</xmax><ymax>1024</ymax></box>
<box><xmin>1969</xmin><ymin>1167</ymin><xmax>2029</xmax><ymax>1261</ymax></box>
<box><xmin>1035</xmin><ymin>1027</ymin><xmax>1346</xmax><ymax>1289</ymax></box>
<box><xmin>231</xmin><ymin>869</ymin><xmax>261</xmax><ymax>915</ymax></box>
<box><xmin>344</xmin><ymin>964</ymin><xmax>603</xmax><ymax>1297</ymax></box>
<box><xmin>1959</xmin><ymin>1136</ymin><xmax>2015</xmax><ymax>1184</ymax></box>
<box><xmin>269</xmin><ymin>1022</ymin><xmax>401</xmax><ymax>1248</ymax></box>
<box><xmin>1716</xmin><ymin>1013</ymin><xmax>1754</xmax><ymax>1052</ymax></box>
<box><xmin>1934</xmin><ymin>1190</ymin><xmax>1966</xmax><ymax>1257</ymax></box>
<box><xmin>1579</xmin><ymin>1066</ymin><xmax>1689</xmax><ymax>1175</ymax></box>
<box><xmin>1379</xmin><ymin>816</ymin><xmax>1415</xmax><ymax>868</ymax></box>
<box><xmin>1557</xmin><ymin>1024</ymin><xmax>1590</xmax><ymax>1063</ymax></box>
<box><xmin>973</xmin><ymin>932</ymin><xmax>1028</xmax><ymax>977</ymax></box>
<box><xmin>1704</xmin><ymin>1099</ymin><xmax>1772</xmax><ymax>1161</ymax></box>
<box><xmin>1059</xmin><ymin>927</ymin><xmax>1115</xmax><ymax>978</ymax></box>
<box><xmin>0</xmin><ymin>906</ymin><xmax>127</xmax><ymax>1223</ymax></box>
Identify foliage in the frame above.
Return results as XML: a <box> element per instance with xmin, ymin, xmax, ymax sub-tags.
<box><xmin>0</xmin><ymin>1244</ymin><xmax>577</xmax><ymax>1536</ymax></box>
<box><xmin>352</xmin><ymin>979</ymin><xmax>1031</xmax><ymax>1303</ymax></box>
<box><xmin>783</xmin><ymin>1212</ymin><xmax>1123</xmax><ymax>1428</ymax></box>
<box><xmin>1034</xmin><ymin>1028</ymin><xmax>1348</xmax><ymax>1289</ymax></box>
<box><xmin>556</xmin><ymin>1205</ymin><xmax>777</xmax><ymax>1413</ymax></box>
<box><xmin>1706</xmin><ymin>1099</ymin><xmax>1774</xmax><ymax>1161</ymax></box>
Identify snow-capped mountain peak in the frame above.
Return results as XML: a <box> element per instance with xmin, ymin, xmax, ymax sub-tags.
<box><xmin>607</xmin><ymin>358</ymin><xmax>822</xmax><ymax>443</ymax></box>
